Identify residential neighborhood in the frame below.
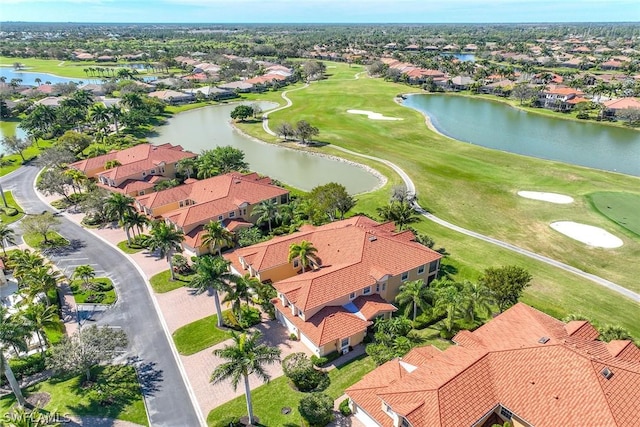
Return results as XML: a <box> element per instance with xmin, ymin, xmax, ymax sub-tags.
<box><xmin>1</xmin><ymin>15</ymin><xmax>639</xmax><ymax>427</ymax></box>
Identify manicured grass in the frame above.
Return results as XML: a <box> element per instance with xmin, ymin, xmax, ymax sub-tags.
<box><xmin>0</xmin><ymin>365</ymin><xmax>148</xmax><ymax>425</ymax></box>
<box><xmin>0</xmin><ymin>191</ymin><xmax>24</xmax><ymax>224</ymax></box>
<box><xmin>0</xmin><ymin>139</ymin><xmax>53</xmax><ymax>177</ymax></box>
<box><xmin>172</xmin><ymin>313</ymin><xmax>232</xmax><ymax>355</ymax></box>
<box><xmin>23</xmin><ymin>231</ymin><xmax>68</xmax><ymax>249</ymax></box>
<box><xmin>117</xmin><ymin>240</ymin><xmax>145</xmax><ymax>254</ymax></box>
<box><xmin>1</xmin><ymin>56</ymin><xmax>158</xmax><ymax>80</ymax></box>
<box><xmin>411</xmin><ymin>326</ymin><xmax>453</xmax><ymax>351</ymax></box>
<box><xmin>207</xmin><ymin>355</ymin><xmax>376</xmax><ymax>427</ymax></box>
<box><xmin>70</xmin><ymin>278</ymin><xmax>117</xmax><ymax>305</ymax></box>
<box><xmin>588</xmin><ymin>191</ymin><xmax>640</xmax><ymax>237</ymax></box>
<box><xmin>239</xmin><ymin>61</ymin><xmax>640</xmax><ymax>296</ymax></box>
<box><xmin>43</xmin><ymin>317</ymin><xmax>66</xmax><ymax>346</ymax></box>
<box><xmin>149</xmin><ymin>269</ymin><xmax>193</xmax><ymax>293</ymax></box>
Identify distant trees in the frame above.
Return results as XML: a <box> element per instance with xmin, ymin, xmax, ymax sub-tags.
<box><xmin>1</xmin><ymin>136</ymin><xmax>29</xmax><ymax>162</ymax></box>
<box><xmin>294</xmin><ymin>120</ymin><xmax>319</xmax><ymax>144</ymax></box>
<box><xmin>275</xmin><ymin>121</ymin><xmax>295</xmax><ymax>140</ymax></box>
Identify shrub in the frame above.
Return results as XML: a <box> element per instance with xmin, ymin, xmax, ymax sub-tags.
<box><xmin>299</xmin><ymin>392</ymin><xmax>334</xmax><ymax>426</ymax></box>
<box><xmin>212</xmin><ymin>417</ymin><xmax>242</xmax><ymax>427</ymax></box>
<box><xmin>283</xmin><ymin>352</ymin><xmax>330</xmax><ymax>392</ymax></box>
<box><xmin>289</xmin><ymin>333</ymin><xmax>298</xmax><ymax>341</ymax></box>
<box><xmin>90</xmin><ymin>280</ymin><xmax>113</xmax><ymax>292</ymax></box>
<box><xmin>86</xmin><ymin>293</ymin><xmax>105</xmax><ymax>303</ymax></box>
<box><xmin>576</xmin><ymin>111</ymin><xmax>590</xmax><ymax>120</ymax></box>
<box><xmin>0</xmin><ymin>353</ymin><xmax>46</xmax><ymax>386</ymax></box>
<box><xmin>339</xmin><ymin>398</ymin><xmax>352</xmax><ymax>416</ymax></box>
<box><xmin>311</xmin><ymin>355</ymin><xmax>328</xmax><ymax>367</ymax></box>
<box><xmin>238</xmin><ymin>305</ymin><xmax>261</xmax><ymax>329</ymax></box>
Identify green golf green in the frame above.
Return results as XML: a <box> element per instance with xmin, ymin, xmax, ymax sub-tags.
<box><xmin>589</xmin><ymin>191</ymin><xmax>640</xmax><ymax>237</ymax></box>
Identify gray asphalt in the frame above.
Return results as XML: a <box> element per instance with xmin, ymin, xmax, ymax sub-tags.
<box><xmin>265</xmin><ymin>85</ymin><xmax>640</xmax><ymax>304</ymax></box>
<box><xmin>1</xmin><ymin>164</ymin><xmax>203</xmax><ymax>426</ymax></box>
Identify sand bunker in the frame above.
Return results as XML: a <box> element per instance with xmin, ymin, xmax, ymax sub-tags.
<box><xmin>347</xmin><ymin>110</ymin><xmax>403</xmax><ymax>121</ymax></box>
<box><xmin>518</xmin><ymin>191</ymin><xmax>574</xmax><ymax>204</ymax></box>
<box><xmin>550</xmin><ymin>221</ymin><xmax>623</xmax><ymax>248</ymax></box>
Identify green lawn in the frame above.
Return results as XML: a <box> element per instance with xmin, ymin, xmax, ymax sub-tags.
<box><xmin>117</xmin><ymin>240</ymin><xmax>145</xmax><ymax>254</ymax></box>
<box><xmin>23</xmin><ymin>231</ymin><xmax>69</xmax><ymax>249</ymax></box>
<box><xmin>588</xmin><ymin>191</ymin><xmax>640</xmax><ymax>237</ymax></box>
<box><xmin>149</xmin><ymin>269</ymin><xmax>193</xmax><ymax>293</ymax></box>
<box><xmin>235</xmin><ymin>61</ymin><xmax>640</xmax><ymax>319</ymax></box>
<box><xmin>69</xmin><ymin>278</ymin><xmax>117</xmax><ymax>305</ymax></box>
<box><xmin>0</xmin><ymin>139</ymin><xmax>53</xmax><ymax>177</ymax></box>
<box><xmin>172</xmin><ymin>313</ymin><xmax>232</xmax><ymax>355</ymax></box>
<box><xmin>0</xmin><ymin>191</ymin><xmax>24</xmax><ymax>224</ymax></box>
<box><xmin>207</xmin><ymin>355</ymin><xmax>376</xmax><ymax>427</ymax></box>
<box><xmin>0</xmin><ymin>365</ymin><xmax>148</xmax><ymax>425</ymax></box>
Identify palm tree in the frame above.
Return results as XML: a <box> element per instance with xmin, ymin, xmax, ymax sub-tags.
<box><xmin>89</xmin><ymin>103</ymin><xmax>110</xmax><ymax>128</ymax></box>
<box><xmin>104</xmin><ymin>192</ymin><xmax>135</xmax><ymax>243</ymax></box>
<box><xmin>147</xmin><ymin>221</ymin><xmax>185</xmax><ymax>280</ymax></box>
<box><xmin>0</xmin><ymin>306</ymin><xmax>28</xmax><ymax>406</ymax></box>
<box><xmin>107</xmin><ymin>104</ymin><xmax>122</xmax><ymax>135</ymax></box>
<box><xmin>123</xmin><ymin>211</ymin><xmax>149</xmax><ymax>238</ymax></box>
<box><xmin>287</xmin><ymin>240</ymin><xmax>319</xmax><ymax>273</ymax></box>
<box><xmin>188</xmin><ymin>256</ymin><xmax>235</xmax><ymax>328</ymax></box>
<box><xmin>0</xmin><ymin>223</ymin><xmax>16</xmax><ymax>257</ymax></box>
<box><xmin>34</xmin><ymin>77</ymin><xmax>42</xmax><ymax>86</ymax></box>
<box><xmin>223</xmin><ymin>273</ymin><xmax>258</xmax><ymax>323</ymax></box>
<box><xmin>252</xmin><ymin>200</ymin><xmax>280</xmax><ymax>233</ymax></box>
<box><xmin>211</xmin><ymin>331</ymin><xmax>281</xmax><ymax>425</ymax></box>
<box><xmin>21</xmin><ymin>303</ymin><xmax>58</xmax><ymax>355</ymax></box>
<box><xmin>64</xmin><ymin>169</ymin><xmax>88</xmax><ymax>194</ymax></box>
<box><xmin>20</xmin><ymin>265</ymin><xmax>61</xmax><ymax>304</ymax></box>
<box><xmin>460</xmin><ymin>281</ymin><xmax>493</xmax><ymax>323</ymax></box>
<box><xmin>73</xmin><ymin>265</ymin><xmax>96</xmax><ymax>289</ymax></box>
<box><xmin>377</xmin><ymin>200</ymin><xmax>420</xmax><ymax>230</ymax></box>
<box><xmin>121</xmin><ymin>92</ymin><xmax>144</xmax><ymax>110</ymax></box>
<box><xmin>202</xmin><ymin>220</ymin><xmax>233</xmax><ymax>256</ymax></box>
<box><xmin>433</xmin><ymin>280</ymin><xmax>463</xmax><ymax>336</ymax></box>
<box><xmin>395</xmin><ymin>279</ymin><xmax>432</xmax><ymax>322</ymax></box>
<box><xmin>8</xmin><ymin>249</ymin><xmax>45</xmax><ymax>283</ymax></box>
<box><xmin>176</xmin><ymin>157</ymin><xmax>196</xmax><ymax>179</ymax></box>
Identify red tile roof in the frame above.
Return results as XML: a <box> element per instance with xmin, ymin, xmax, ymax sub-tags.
<box><xmin>347</xmin><ymin>303</ymin><xmax>640</xmax><ymax>427</ymax></box>
<box><xmin>229</xmin><ymin>216</ymin><xmax>441</xmax><ymax>312</ymax></box>
<box><xmin>352</xmin><ymin>294</ymin><xmax>397</xmax><ymax>320</ymax></box>
<box><xmin>603</xmin><ymin>98</ymin><xmax>640</xmax><ymax>110</ymax></box>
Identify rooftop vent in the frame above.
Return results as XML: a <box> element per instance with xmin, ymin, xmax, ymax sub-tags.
<box><xmin>601</xmin><ymin>367</ymin><xmax>614</xmax><ymax>380</ymax></box>
<box><xmin>368</xmin><ymin>236</ymin><xmax>377</xmax><ymax>242</ymax></box>
<box><xmin>538</xmin><ymin>336</ymin><xmax>550</xmax><ymax>344</ymax></box>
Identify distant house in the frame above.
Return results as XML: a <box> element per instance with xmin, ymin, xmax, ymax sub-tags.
<box><xmin>225</xmin><ymin>216</ymin><xmax>442</xmax><ymax>356</ymax></box>
<box><xmin>346</xmin><ymin>302</ymin><xmax>640</xmax><ymax>427</ymax></box>
<box><xmin>148</xmin><ymin>90</ymin><xmax>194</xmax><ymax>105</ymax></box>
<box><xmin>480</xmin><ymin>79</ymin><xmax>514</xmax><ymax>96</ymax></box>
<box><xmin>184</xmin><ymin>86</ymin><xmax>237</xmax><ymax>101</ymax></box>
<box><xmin>602</xmin><ymin>97</ymin><xmax>640</xmax><ymax>118</ymax></box>
<box><xmin>34</xmin><ymin>96</ymin><xmax>65</xmax><ymax>107</ymax></box>
<box><xmin>217</xmin><ymin>81</ymin><xmax>254</xmax><ymax>93</ymax></box>
<box><xmin>79</xmin><ymin>83</ymin><xmax>106</xmax><ymax>96</ymax></box>
<box><xmin>600</xmin><ymin>59</ymin><xmax>625</xmax><ymax>70</ymax></box>
<box><xmin>538</xmin><ymin>86</ymin><xmax>587</xmax><ymax>111</ymax></box>
<box><xmin>68</xmin><ymin>143</ymin><xmax>196</xmax><ymax>196</ymax></box>
<box><xmin>135</xmin><ymin>172</ymin><xmax>289</xmax><ymax>255</ymax></box>
<box><xmin>448</xmin><ymin>76</ymin><xmax>475</xmax><ymax>91</ymax></box>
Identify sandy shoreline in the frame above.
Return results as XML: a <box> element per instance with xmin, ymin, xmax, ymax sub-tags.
<box><xmin>395</xmin><ymin>95</ymin><xmax>443</xmax><ymax>136</ymax></box>
<box><xmin>230</xmin><ymin>123</ymin><xmax>388</xmax><ymax>195</ymax></box>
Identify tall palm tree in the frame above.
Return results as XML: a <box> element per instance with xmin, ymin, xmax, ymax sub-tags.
<box><xmin>377</xmin><ymin>200</ymin><xmax>420</xmax><ymax>231</ymax></box>
<box><xmin>21</xmin><ymin>303</ymin><xmax>58</xmax><ymax>355</ymax></box>
<box><xmin>211</xmin><ymin>331</ymin><xmax>281</xmax><ymax>425</ymax></box>
<box><xmin>121</xmin><ymin>92</ymin><xmax>144</xmax><ymax>110</ymax></box>
<box><xmin>147</xmin><ymin>221</ymin><xmax>185</xmax><ymax>280</ymax></box>
<box><xmin>252</xmin><ymin>200</ymin><xmax>280</xmax><ymax>233</ymax></box>
<box><xmin>287</xmin><ymin>240</ymin><xmax>319</xmax><ymax>273</ymax></box>
<box><xmin>395</xmin><ymin>279</ymin><xmax>432</xmax><ymax>322</ymax></box>
<box><xmin>123</xmin><ymin>211</ymin><xmax>149</xmax><ymax>238</ymax></box>
<box><xmin>20</xmin><ymin>265</ymin><xmax>62</xmax><ymax>304</ymax></box>
<box><xmin>8</xmin><ymin>249</ymin><xmax>45</xmax><ymax>283</ymax></box>
<box><xmin>433</xmin><ymin>280</ymin><xmax>463</xmax><ymax>335</ymax></box>
<box><xmin>0</xmin><ymin>306</ymin><xmax>28</xmax><ymax>406</ymax></box>
<box><xmin>176</xmin><ymin>157</ymin><xmax>196</xmax><ymax>179</ymax></box>
<box><xmin>188</xmin><ymin>255</ymin><xmax>235</xmax><ymax>328</ymax></box>
<box><xmin>0</xmin><ymin>223</ymin><xmax>16</xmax><ymax>257</ymax></box>
<box><xmin>64</xmin><ymin>169</ymin><xmax>88</xmax><ymax>194</ymax></box>
<box><xmin>202</xmin><ymin>220</ymin><xmax>234</xmax><ymax>256</ymax></box>
<box><xmin>223</xmin><ymin>273</ymin><xmax>258</xmax><ymax>323</ymax></box>
<box><xmin>460</xmin><ymin>281</ymin><xmax>493</xmax><ymax>323</ymax></box>
<box><xmin>107</xmin><ymin>104</ymin><xmax>122</xmax><ymax>135</ymax></box>
<box><xmin>89</xmin><ymin>103</ymin><xmax>110</xmax><ymax>129</ymax></box>
<box><xmin>104</xmin><ymin>192</ymin><xmax>135</xmax><ymax>243</ymax></box>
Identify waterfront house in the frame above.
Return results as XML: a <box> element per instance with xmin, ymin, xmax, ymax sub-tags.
<box><xmin>225</xmin><ymin>216</ymin><xmax>442</xmax><ymax>356</ymax></box>
<box><xmin>346</xmin><ymin>302</ymin><xmax>640</xmax><ymax>427</ymax></box>
<box><xmin>538</xmin><ymin>86</ymin><xmax>587</xmax><ymax>111</ymax></box>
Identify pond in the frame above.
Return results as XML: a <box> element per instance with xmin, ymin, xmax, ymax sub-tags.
<box><xmin>402</xmin><ymin>94</ymin><xmax>640</xmax><ymax>177</ymax></box>
<box><xmin>148</xmin><ymin>102</ymin><xmax>381</xmax><ymax>193</ymax></box>
<box><xmin>442</xmin><ymin>53</ymin><xmax>476</xmax><ymax>62</ymax></box>
<box><xmin>0</xmin><ymin>67</ymin><xmax>81</xmax><ymax>85</ymax></box>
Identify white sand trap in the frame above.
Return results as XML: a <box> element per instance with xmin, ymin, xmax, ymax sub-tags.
<box><xmin>347</xmin><ymin>109</ymin><xmax>403</xmax><ymax>121</ymax></box>
<box><xmin>518</xmin><ymin>191</ymin><xmax>574</xmax><ymax>204</ymax></box>
<box><xmin>550</xmin><ymin>221</ymin><xmax>623</xmax><ymax>248</ymax></box>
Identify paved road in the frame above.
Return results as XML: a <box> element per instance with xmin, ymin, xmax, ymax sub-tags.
<box><xmin>263</xmin><ymin>82</ymin><xmax>640</xmax><ymax>304</ymax></box>
<box><xmin>1</xmin><ymin>165</ymin><xmax>204</xmax><ymax>426</ymax></box>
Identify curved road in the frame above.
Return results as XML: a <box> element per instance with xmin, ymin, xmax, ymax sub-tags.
<box><xmin>263</xmin><ymin>81</ymin><xmax>640</xmax><ymax>304</ymax></box>
<box><xmin>1</xmin><ymin>165</ymin><xmax>203</xmax><ymax>426</ymax></box>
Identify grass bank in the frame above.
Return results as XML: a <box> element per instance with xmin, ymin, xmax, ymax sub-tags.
<box><xmin>0</xmin><ymin>191</ymin><xmax>24</xmax><ymax>224</ymax></box>
<box><xmin>149</xmin><ymin>269</ymin><xmax>193</xmax><ymax>293</ymax></box>
<box><xmin>172</xmin><ymin>313</ymin><xmax>232</xmax><ymax>355</ymax></box>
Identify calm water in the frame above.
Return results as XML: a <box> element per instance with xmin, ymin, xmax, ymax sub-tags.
<box><xmin>442</xmin><ymin>53</ymin><xmax>476</xmax><ymax>62</ymax></box>
<box><xmin>149</xmin><ymin>103</ymin><xmax>381</xmax><ymax>193</ymax></box>
<box><xmin>403</xmin><ymin>94</ymin><xmax>640</xmax><ymax>177</ymax></box>
<box><xmin>0</xmin><ymin>67</ymin><xmax>81</xmax><ymax>85</ymax></box>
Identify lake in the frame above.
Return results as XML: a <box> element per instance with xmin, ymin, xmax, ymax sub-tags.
<box><xmin>0</xmin><ymin>67</ymin><xmax>81</xmax><ymax>85</ymax></box>
<box><xmin>402</xmin><ymin>94</ymin><xmax>640</xmax><ymax>177</ymax></box>
<box><xmin>149</xmin><ymin>103</ymin><xmax>381</xmax><ymax>193</ymax></box>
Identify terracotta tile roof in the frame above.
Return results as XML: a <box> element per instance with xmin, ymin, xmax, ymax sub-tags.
<box><xmin>352</xmin><ymin>294</ymin><xmax>397</xmax><ymax>320</ymax></box>
<box><xmin>565</xmin><ymin>320</ymin><xmax>600</xmax><ymax>340</ymax></box>
<box><xmin>603</xmin><ymin>97</ymin><xmax>640</xmax><ymax>110</ymax></box>
<box><xmin>230</xmin><ymin>216</ymin><xmax>441</xmax><ymax>312</ymax></box>
<box><xmin>143</xmin><ymin>172</ymin><xmax>287</xmax><ymax>230</ymax></box>
<box><xmin>347</xmin><ymin>303</ymin><xmax>640</xmax><ymax>427</ymax></box>
<box><xmin>273</xmin><ymin>300</ymin><xmax>370</xmax><ymax>347</ymax></box>
<box><xmin>69</xmin><ymin>143</ymin><xmax>195</xmax><ymax>176</ymax></box>
<box><xmin>544</xmin><ymin>86</ymin><xmax>584</xmax><ymax>96</ymax></box>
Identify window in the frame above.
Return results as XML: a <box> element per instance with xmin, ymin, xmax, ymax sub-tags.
<box><xmin>418</xmin><ymin>264</ymin><xmax>425</xmax><ymax>274</ymax></box>
<box><xmin>429</xmin><ymin>261</ymin><xmax>438</xmax><ymax>273</ymax></box>
<box><xmin>499</xmin><ymin>407</ymin><xmax>513</xmax><ymax>420</ymax></box>
<box><xmin>401</xmin><ymin>418</ymin><xmax>411</xmax><ymax>427</ymax></box>
<box><xmin>363</xmin><ymin>286</ymin><xmax>371</xmax><ymax>295</ymax></box>
<box><xmin>139</xmin><ymin>190</ymin><xmax>145</xmax><ymax>196</ymax></box>
<box><xmin>229</xmin><ymin>211</ymin><xmax>235</xmax><ymax>218</ymax></box>
<box><xmin>142</xmin><ymin>171</ymin><xmax>146</xmax><ymax>176</ymax></box>
<box><xmin>271</xmin><ymin>197</ymin><xmax>277</xmax><ymax>203</ymax></box>
<box><xmin>401</xmin><ymin>271</ymin><xmax>409</xmax><ymax>281</ymax></box>
<box><xmin>218</xmin><ymin>215</ymin><xmax>223</xmax><ymax>221</ymax></box>
<box><xmin>382</xmin><ymin>283</ymin><xmax>386</xmax><ymax>291</ymax></box>
<box><xmin>376</xmin><ymin>283</ymin><xmax>380</xmax><ymax>292</ymax></box>
<box><xmin>179</xmin><ymin>201</ymin><xmax>184</xmax><ymax>207</ymax></box>
<box><xmin>349</xmin><ymin>292</ymin><xmax>356</xmax><ymax>300</ymax></box>
<box><xmin>281</xmin><ymin>195</ymin><xmax>288</xmax><ymax>204</ymax></box>
<box><xmin>340</xmin><ymin>337</ymin><xmax>349</xmax><ymax>349</ymax></box>
<box><xmin>293</xmin><ymin>259</ymin><xmax>299</xmax><ymax>268</ymax></box>
<box><xmin>150</xmin><ymin>169</ymin><xmax>156</xmax><ymax>174</ymax></box>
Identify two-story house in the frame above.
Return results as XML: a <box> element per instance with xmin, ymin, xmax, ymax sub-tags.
<box><xmin>135</xmin><ymin>172</ymin><xmax>289</xmax><ymax>255</ymax></box>
<box><xmin>346</xmin><ymin>303</ymin><xmax>640</xmax><ymax>427</ymax></box>
<box><xmin>538</xmin><ymin>85</ymin><xmax>587</xmax><ymax>111</ymax></box>
<box><xmin>68</xmin><ymin>143</ymin><xmax>196</xmax><ymax>196</ymax></box>
<box><xmin>225</xmin><ymin>216</ymin><xmax>442</xmax><ymax>357</ymax></box>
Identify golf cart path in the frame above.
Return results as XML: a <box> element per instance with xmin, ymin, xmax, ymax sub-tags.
<box><xmin>263</xmin><ymin>74</ymin><xmax>640</xmax><ymax>304</ymax></box>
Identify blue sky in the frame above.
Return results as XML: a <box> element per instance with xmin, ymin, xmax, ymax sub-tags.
<box><xmin>1</xmin><ymin>0</ymin><xmax>638</xmax><ymax>23</ymax></box>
